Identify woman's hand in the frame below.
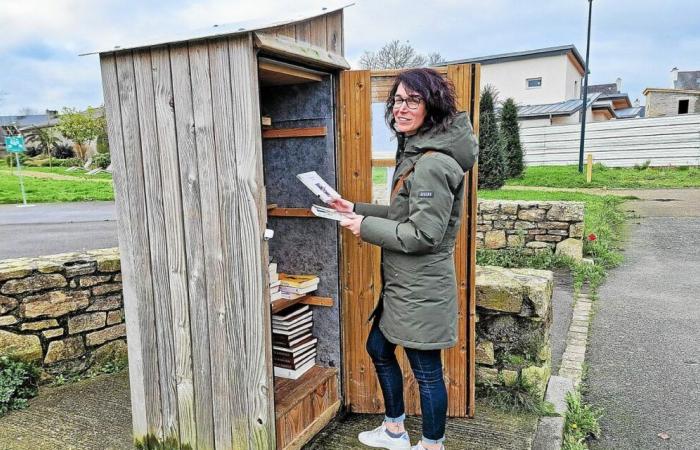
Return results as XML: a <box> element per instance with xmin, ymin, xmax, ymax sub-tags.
<box><xmin>340</xmin><ymin>212</ymin><xmax>364</xmax><ymax>237</ymax></box>
<box><xmin>328</xmin><ymin>196</ymin><xmax>354</xmax><ymax>213</ymax></box>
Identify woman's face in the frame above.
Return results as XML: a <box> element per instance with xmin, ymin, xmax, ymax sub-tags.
<box><xmin>392</xmin><ymin>83</ymin><xmax>426</xmax><ymax>135</ymax></box>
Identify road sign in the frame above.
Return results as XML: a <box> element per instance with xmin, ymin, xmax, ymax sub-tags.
<box><xmin>5</xmin><ymin>135</ymin><xmax>25</xmax><ymax>153</ymax></box>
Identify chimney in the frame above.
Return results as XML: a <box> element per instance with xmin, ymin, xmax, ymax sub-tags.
<box><xmin>615</xmin><ymin>77</ymin><xmax>622</xmax><ymax>93</ymax></box>
<box><xmin>671</xmin><ymin>67</ymin><xmax>679</xmax><ymax>88</ymax></box>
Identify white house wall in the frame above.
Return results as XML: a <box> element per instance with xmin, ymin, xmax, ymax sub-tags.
<box><xmin>481</xmin><ymin>54</ymin><xmax>581</xmax><ymax>105</ymax></box>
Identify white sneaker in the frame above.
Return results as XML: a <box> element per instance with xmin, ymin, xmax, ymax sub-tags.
<box><xmin>358</xmin><ymin>424</ymin><xmax>411</xmax><ymax>450</ymax></box>
<box><xmin>411</xmin><ymin>444</ymin><xmax>444</xmax><ymax>450</ymax></box>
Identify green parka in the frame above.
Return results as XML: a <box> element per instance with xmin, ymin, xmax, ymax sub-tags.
<box><xmin>355</xmin><ymin>112</ymin><xmax>478</xmax><ymax>350</ymax></box>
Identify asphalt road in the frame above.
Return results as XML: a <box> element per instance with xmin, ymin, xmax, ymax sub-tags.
<box><xmin>587</xmin><ymin>189</ymin><xmax>700</xmax><ymax>449</ymax></box>
<box><xmin>0</xmin><ymin>201</ymin><xmax>117</xmax><ymax>260</ymax></box>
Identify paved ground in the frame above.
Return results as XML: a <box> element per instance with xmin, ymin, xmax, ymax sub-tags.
<box><xmin>550</xmin><ymin>269</ymin><xmax>575</xmax><ymax>376</ymax></box>
<box><xmin>586</xmin><ymin>189</ymin><xmax>700</xmax><ymax>449</ymax></box>
<box><xmin>0</xmin><ymin>202</ymin><xmax>117</xmax><ymax>259</ymax></box>
<box><xmin>0</xmin><ymin>371</ymin><xmax>133</xmax><ymax>450</ymax></box>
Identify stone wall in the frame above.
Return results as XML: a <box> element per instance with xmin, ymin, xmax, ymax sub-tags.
<box><xmin>477</xmin><ymin>200</ymin><xmax>585</xmax><ymax>260</ymax></box>
<box><xmin>646</xmin><ymin>91</ymin><xmax>700</xmax><ymax>118</ymax></box>
<box><xmin>0</xmin><ymin>248</ymin><xmax>126</xmax><ymax>378</ymax></box>
<box><xmin>475</xmin><ymin>265</ymin><xmax>553</xmax><ymax>399</ymax></box>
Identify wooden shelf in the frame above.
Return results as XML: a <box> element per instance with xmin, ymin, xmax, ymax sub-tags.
<box><xmin>268</xmin><ymin>207</ymin><xmax>314</xmax><ymax>218</ymax></box>
<box><xmin>262</xmin><ymin>126</ymin><xmax>327</xmax><ymax>139</ymax></box>
<box><xmin>271</xmin><ymin>295</ymin><xmax>332</xmax><ymax>315</ymax></box>
<box><xmin>259</xmin><ymin>59</ymin><xmax>324</xmax><ymax>87</ymax></box>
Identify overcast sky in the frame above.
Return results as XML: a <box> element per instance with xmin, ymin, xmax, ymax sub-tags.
<box><xmin>1</xmin><ymin>0</ymin><xmax>698</xmax><ymax>115</ymax></box>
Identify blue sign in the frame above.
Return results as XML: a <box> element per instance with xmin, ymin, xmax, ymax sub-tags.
<box><xmin>5</xmin><ymin>136</ymin><xmax>25</xmax><ymax>153</ymax></box>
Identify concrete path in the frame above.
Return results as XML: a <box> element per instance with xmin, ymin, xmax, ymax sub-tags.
<box><xmin>0</xmin><ymin>201</ymin><xmax>117</xmax><ymax>259</ymax></box>
<box><xmin>586</xmin><ymin>189</ymin><xmax>700</xmax><ymax>449</ymax></box>
<box><xmin>0</xmin><ymin>371</ymin><xmax>132</xmax><ymax>450</ymax></box>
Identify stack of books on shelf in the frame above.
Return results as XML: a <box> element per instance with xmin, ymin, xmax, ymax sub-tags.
<box><xmin>279</xmin><ymin>273</ymin><xmax>320</xmax><ymax>300</ymax></box>
<box><xmin>269</xmin><ymin>262</ymin><xmax>282</xmax><ymax>302</ymax></box>
<box><xmin>272</xmin><ymin>304</ymin><xmax>317</xmax><ymax>379</ymax></box>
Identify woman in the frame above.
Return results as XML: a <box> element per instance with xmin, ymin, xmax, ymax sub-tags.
<box><xmin>330</xmin><ymin>68</ymin><xmax>478</xmax><ymax>450</ymax></box>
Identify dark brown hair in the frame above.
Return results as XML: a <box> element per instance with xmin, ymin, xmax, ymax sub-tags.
<box><xmin>384</xmin><ymin>68</ymin><xmax>458</xmax><ymax>135</ymax></box>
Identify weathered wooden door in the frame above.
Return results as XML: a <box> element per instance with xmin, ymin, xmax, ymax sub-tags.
<box><xmin>338</xmin><ymin>65</ymin><xmax>480</xmax><ymax>418</ymax></box>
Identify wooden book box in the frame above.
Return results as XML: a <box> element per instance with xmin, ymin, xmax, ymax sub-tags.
<box><xmin>92</xmin><ymin>5</ymin><xmax>480</xmax><ymax>449</ymax></box>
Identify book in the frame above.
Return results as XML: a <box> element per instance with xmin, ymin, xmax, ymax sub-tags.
<box><xmin>296</xmin><ymin>171</ymin><xmax>339</xmax><ymax>204</ymax></box>
<box><xmin>269</xmin><ymin>262</ymin><xmax>277</xmax><ymax>274</ymax></box>
<box><xmin>272</xmin><ymin>320</ymin><xmax>313</xmax><ymax>336</ymax></box>
<box><xmin>273</xmin><ymin>345</ymin><xmax>316</xmax><ymax>362</ymax></box>
<box><xmin>279</xmin><ymin>292</ymin><xmax>303</xmax><ymax>300</ymax></box>
<box><xmin>272</xmin><ymin>336</ymin><xmax>317</xmax><ymax>354</ymax></box>
<box><xmin>270</xmin><ymin>291</ymin><xmax>283</xmax><ymax>302</ymax></box>
<box><xmin>272</xmin><ymin>309</ymin><xmax>312</xmax><ymax>327</ymax></box>
<box><xmin>274</xmin><ymin>352</ymin><xmax>317</xmax><ymax>370</ymax></box>
<box><xmin>272</xmin><ymin>331</ymin><xmax>313</xmax><ymax>348</ymax></box>
<box><xmin>270</xmin><ymin>285</ymin><xmax>280</xmax><ymax>294</ymax></box>
<box><xmin>274</xmin><ymin>359</ymin><xmax>315</xmax><ymax>380</ymax></box>
<box><xmin>269</xmin><ymin>272</ymin><xmax>279</xmax><ymax>284</ymax></box>
<box><xmin>279</xmin><ymin>274</ymin><xmax>320</xmax><ymax>289</ymax></box>
<box><xmin>311</xmin><ymin>204</ymin><xmax>350</xmax><ymax>221</ymax></box>
<box><xmin>272</xmin><ymin>304</ymin><xmax>310</xmax><ymax>321</ymax></box>
<box><xmin>279</xmin><ymin>284</ymin><xmax>318</xmax><ymax>295</ymax></box>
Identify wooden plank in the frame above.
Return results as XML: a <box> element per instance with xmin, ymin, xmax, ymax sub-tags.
<box><xmin>99</xmin><ymin>53</ymin><xmax>149</xmax><ymax>440</ymax></box>
<box><xmin>189</xmin><ymin>41</ymin><xmax>234</xmax><ymax>449</ymax></box>
<box><xmin>267</xmin><ymin>208</ymin><xmax>314</xmax><ymax>218</ymax></box>
<box><xmin>274</xmin><ymin>366</ymin><xmax>338</xmax><ymax>418</ymax></box>
<box><xmin>254</xmin><ymin>32</ymin><xmax>350</xmax><ymax>70</ymax></box>
<box><xmin>371</xmin><ymin>158</ymin><xmax>396</xmax><ymax>167</ymax></box>
<box><xmin>294</xmin><ymin>21</ymin><xmax>312</xmax><ymax>44</ymax></box>
<box><xmin>467</xmin><ymin>63</ymin><xmax>481</xmax><ymax>417</ymax></box>
<box><xmin>339</xmin><ymin>70</ymin><xmax>382</xmax><ymax>413</ymax></box>
<box><xmin>132</xmin><ymin>49</ymin><xmax>180</xmax><ymax>440</ymax></box>
<box><xmin>208</xmin><ymin>37</ymin><xmax>256</xmax><ymax>448</ymax></box>
<box><xmin>114</xmin><ymin>51</ymin><xmax>164</xmax><ymax>439</ymax></box>
<box><xmin>262</xmin><ymin>127</ymin><xmax>327</xmax><ymax>139</ymax></box>
<box><xmin>271</xmin><ymin>24</ymin><xmax>296</xmax><ymax>39</ymax></box>
<box><xmin>300</xmin><ymin>296</ymin><xmax>334</xmax><ymax>308</ymax></box>
<box><xmin>446</xmin><ymin>63</ymin><xmax>469</xmax><ymax>418</ymax></box>
<box><xmin>169</xmin><ymin>43</ymin><xmax>215</xmax><ymax>449</ymax></box>
<box><xmin>307</xmin><ymin>15</ymin><xmax>327</xmax><ymax>48</ymax></box>
<box><xmin>259</xmin><ymin>61</ymin><xmax>323</xmax><ymax>86</ymax></box>
<box><xmin>228</xmin><ymin>34</ymin><xmax>276</xmax><ymax>449</ymax></box>
<box><xmin>282</xmin><ymin>400</ymin><xmax>341</xmax><ymax>450</ymax></box>
<box><xmin>150</xmin><ymin>46</ymin><xmax>198</xmax><ymax>446</ymax></box>
<box><xmin>325</xmin><ymin>11</ymin><xmax>343</xmax><ymax>55</ymax></box>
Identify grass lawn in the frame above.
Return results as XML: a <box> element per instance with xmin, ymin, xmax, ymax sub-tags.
<box><xmin>0</xmin><ymin>170</ymin><xmax>114</xmax><ymax>204</ymax></box>
<box><xmin>21</xmin><ymin>166</ymin><xmax>113</xmax><ymax>180</ymax></box>
<box><xmin>506</xmin><ymin>164</ymin><xmax>700</xmax><ymax>189</ymax></box>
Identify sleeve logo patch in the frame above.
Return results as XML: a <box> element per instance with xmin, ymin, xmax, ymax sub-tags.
<box><xmin>418</xmin><ymin>191</ymin><xmax>434</xmax><ymax>198</ymax></box>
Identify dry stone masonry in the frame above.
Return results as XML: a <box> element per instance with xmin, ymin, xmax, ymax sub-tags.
<box><xmin>0</xmin><ymin>248</ymin><xmax>127</xmax><ymax>378</ymax></box>
<box><xmin>477</xmin><ymin>200</ymin><xmax>585</xmax><ymax>260</ymax></box>
<box><xmin>475</xmin><ymin>265</ymin><xmax>553</xmax><ymax>399</ymax></box>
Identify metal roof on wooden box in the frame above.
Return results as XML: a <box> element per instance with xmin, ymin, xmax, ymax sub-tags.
<box><xmin>82</xmin><ymin>3</ymin><xmax>353</xmax><ymax>55</ymax></box>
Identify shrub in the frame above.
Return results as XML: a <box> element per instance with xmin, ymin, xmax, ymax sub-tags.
<box><xmin>92</xmin><ymin>153</ymin><xmax>111</xmax><ymax>169</ymax></box>
<box><xmin>51</xmin><ymin>143</ymin><xmax>75</xmax><ymax>159</ymax></box>
<box><xmin>5</xmin><ymin>154</ymin><xmax>27</xmax><ymax>168</ymax></box>
<box><xmin>55</xmin><ymin>157</ymin><xmax>84</xmax><ymax>168</ymax></box>
<box><xmin>478</xmin><ymin>85</ymin><xmax>507</xmax><ymax>189</ymax></box>
<box><xmin>24</xmin><ymin>146</ymin><xmax>43</xmax><ymax>157</ymax></box>
<box><xmin>96</xmin><ymin>131</ymin><xmax>110</xmax><ymax>154</ymax></box>
<box><xmin>563</xmin><ymin>391</ymin><xmax>602</xmax><ymax>449</ymax></box>
<box><xmin>478</xmin><ymin>375</ymin><xmax>556</xmax><ymax>415</ymax></box>
<box><xmin>500</xmin><ymin>98</ymin><xmax>524</xmax><ymax>178</ymax></box>
<box><xmin>0</xmin><ymin>356</ymin><xmax>40</xmax><ymax>416</ymax></box>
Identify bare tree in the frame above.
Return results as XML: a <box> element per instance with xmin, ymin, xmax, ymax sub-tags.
<box><xmin>359</xmin><ymin>40</ymin><xmax>445</xmax><ymax>70</ymax></box>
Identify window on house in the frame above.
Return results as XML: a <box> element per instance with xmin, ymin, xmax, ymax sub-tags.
<box><xmin>527</xmin><ymin>77</ymin><xmax>542</xmax><ymax>89</ymax></box>
<box><xmin>678</xmin><ymin>99</ymin><xmax>689</xmax><ymax>114</ymax></box>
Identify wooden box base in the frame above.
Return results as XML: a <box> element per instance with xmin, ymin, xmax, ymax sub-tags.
<box><xmin>274</xmin><ymin>365</ymin><xmax>340</xmax><ymax>450</ymax></box>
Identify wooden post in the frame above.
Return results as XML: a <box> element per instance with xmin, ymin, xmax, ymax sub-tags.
<box><xmin>586</xmin><ymin>153</ymin><xmax>593</xmax><ymax>183</ymax></box>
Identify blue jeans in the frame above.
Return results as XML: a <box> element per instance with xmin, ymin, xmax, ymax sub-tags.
<box><xmin>366</xmin><ymin>320</ymin><xmax>447</xmax><ymax>444</ymax></box>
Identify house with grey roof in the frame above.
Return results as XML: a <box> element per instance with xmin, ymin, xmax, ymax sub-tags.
<box><xmin>588</xmin><ymin>78</ymin><xmax>645</xmax><ymax>120</ymax></box>
<box><xmin>644</xmin><ymin>68</ymin><xmax>700</xmax><ymax>117</ymax></box>
<box><xmin>439</xmin><ymin>45</ymin><xmax>620</xmax><ymax>127</ymax></box>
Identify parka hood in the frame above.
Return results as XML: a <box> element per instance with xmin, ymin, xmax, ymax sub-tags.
<box><xmin>403</xmin><ymin>111</ymin><xmax>478</xmax><ymax>172</ymax></box>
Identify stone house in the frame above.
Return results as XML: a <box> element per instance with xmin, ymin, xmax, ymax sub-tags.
<box><xmin>644</xmin><ymin>68</ymin><xmax>700</xmax><ymax>118</ymax></box>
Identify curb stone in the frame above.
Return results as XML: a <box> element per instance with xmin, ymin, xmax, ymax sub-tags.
<box><xmin>533</xmin><ymin>292</ymin><xmax>594</xmax><ymax>449</ymax></box>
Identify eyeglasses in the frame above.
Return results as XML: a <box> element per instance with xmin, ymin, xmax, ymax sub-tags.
<box><xmin>392</xmin><ymin>95</ymin><xmax>423</xmax><ymax>110</ymax></box>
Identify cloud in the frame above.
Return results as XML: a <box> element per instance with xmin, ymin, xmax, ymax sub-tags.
<box><xmin>1</xmin><ymin>0</ymin><xmax>699</xmax><ymax>114</ymax></box>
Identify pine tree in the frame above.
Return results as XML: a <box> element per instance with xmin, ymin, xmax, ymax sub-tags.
<box><xmin>500</xmin><ymin>98</ymin><xmax>524</xmax><ymax>178</ymax></box>
<box><xmin>478</xmin><ymin>86</ymin><xmax>507</xmax><ymax>189</ymax></box>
